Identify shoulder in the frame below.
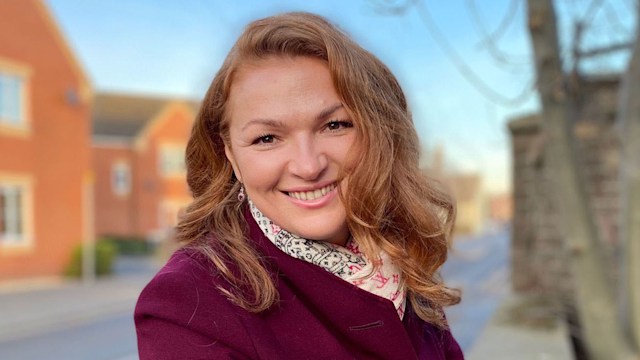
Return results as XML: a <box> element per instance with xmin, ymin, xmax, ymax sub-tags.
<box><xmin>135</xmin><ymin>248</ymin><xmax>257</xmax><ymax>359</ymax></box>
<box><xmin>141</xmin><ymin>248</ymin><xmax>217</xmax><ymax>291</ymax></box>
<box><xmin>136</xmin><ymin>249</ymin><xmax>220</xmax><ymax>311</ymax></box>
<box><xmin>135</xmin><ymin>248</ymin><xmax>236</xmax><ymax>321</ymax></box>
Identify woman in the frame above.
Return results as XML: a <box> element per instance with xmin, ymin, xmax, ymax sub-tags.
<box><xmin>135</xmin><ymin>12</ymin><xmax>463</xmax><ymax>360</ymax></box>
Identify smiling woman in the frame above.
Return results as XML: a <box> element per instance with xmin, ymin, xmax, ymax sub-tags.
<box><xmin>225</xmin><ymin>57</ymin><xmax>355</xmax><ymax>247</ymax></box>
<box><xmin>135</xmin><ymin>12</ymin><xmax>463</xmax><ymax>360</ymax></box>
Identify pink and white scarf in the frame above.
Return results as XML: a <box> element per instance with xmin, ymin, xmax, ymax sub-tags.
<box><xmin>249</xmin><ymin>200</ymin><xmax>407</xmax><ymax>319</ymax></box>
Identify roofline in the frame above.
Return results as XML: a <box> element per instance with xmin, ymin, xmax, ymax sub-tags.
<box><xmin>134</xmin><ymin>101</ymin><xmax>197</xmax><ymax>151</ymax></box>
<box><xmin>93</xmin><ymin>135</ymin><xmax>133</xmax><ymax>148</ymax></box>
<box><xmin>95</xmin><ymin>89</ymin><xmax>202</xmax><ymax>104</ymax></box>
<box><xmin>34</xmin><ymin>0</ymin><xmax>92</xmax><ymax>96</ymax></box>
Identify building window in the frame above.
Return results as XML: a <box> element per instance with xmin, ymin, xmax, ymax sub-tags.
<box><xmin>0</xmin><ymin>72</ymin><xmax>25</xmax><ymax>126</ymax></box>
<box><xmin>159</xmin><ymin>144</ymin><xmax>186</xmax><ymax>177</ymax></box>
<box><xmin>0</xmin><ymin>184</ymin><xmax>25</xmax><ymax>245</ymax></box>
<box><xmin>112</xmin><ymin>162</ymin><xmax>131</xmax><ymax>197</ymax></box>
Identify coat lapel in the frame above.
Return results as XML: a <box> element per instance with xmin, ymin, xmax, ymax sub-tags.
<box><xmin>245</xmin><ymin>209</ymin><xmax>419</xmax><ymax>359</ymax></box>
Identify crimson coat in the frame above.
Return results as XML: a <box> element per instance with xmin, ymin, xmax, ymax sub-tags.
<box><xmin>135</xmin><ymin>210</ymin><xmax>464</xmax><ymax>359</ymax></box>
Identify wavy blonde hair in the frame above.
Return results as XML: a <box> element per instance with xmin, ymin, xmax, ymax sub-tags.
<box><xmin>177</xmin><ymin>12</ymin><xmax>459</xmax><ymax>328</ymax></box>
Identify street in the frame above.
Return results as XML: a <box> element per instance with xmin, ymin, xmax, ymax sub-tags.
<box><xmin>0</xmin><ymin>257</ymin><xmax>155</xmax><ymax>360</ymax></box>
<box><xmin>443</xmin><ymin>225</ymin><xmax>511</xmax><ymax>352</ymax></box>
<box><xmin>0</xmin><ymin>312</ymin><xmax>137</xmax><ymax>360</ymax></box>
<box><xmin>0</xmin><ymin>226</ymin><xmax>510</xmax><ymax>359</ymax></box>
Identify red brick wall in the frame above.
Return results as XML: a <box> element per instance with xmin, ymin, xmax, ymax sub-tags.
<box><xmin>135</xmin><ymin>105</ymin><xmax>193</xmax><ymax>237</ymax></box>
<box><xmin>93</xmin><ymin>146</ymin><xmax>135</xmax><ymax>237</ymax></box>
<box><xmin>93</xmin><ymin>105</ymin><xmax>193</xmax><ymax>240</ymax></box>
<box><xmin>0</xmin><ymin>0</ymin><xmax>91</xmax><ymax>280</ymax></box>
<box><xmin>153</xmin><ymin>106</ymin><xmax>192</xmax><ymax>200</ymax></box>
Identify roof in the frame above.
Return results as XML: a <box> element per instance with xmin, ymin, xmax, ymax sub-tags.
<box><xmin>92</xmin><ymin>92</ymin><xmax>200</xmax><ymax>138</ymax></box>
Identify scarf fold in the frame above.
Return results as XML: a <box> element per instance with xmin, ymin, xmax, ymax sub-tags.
<box><xmin>249</xmin><ymin>200</ymin><xmax>406</xmax><ymax>319</ymax></box>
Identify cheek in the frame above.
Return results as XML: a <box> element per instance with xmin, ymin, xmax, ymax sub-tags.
<box><xmin>234</xmin><ymin>152</ymin><xmax>284</xmax><ymax>189</ymax></box>
<box><xmin>339</xmin><ymin>134</ymin><xmax>361</xmax><ymax>171</ymax></box>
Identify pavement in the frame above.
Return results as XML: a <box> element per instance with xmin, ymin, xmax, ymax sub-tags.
<box><xmin>0</xmin><ymin>248</ymin><xmax>576</xmax><ymax>359</ymax></box>
<box><xmin>0</xmin><ymin>256</ymin><xmax>158</xmax><ymax>344</ymax></box>
<box><xmin>465</xmin><ymin>292</ymin><xmax>574</xmax><ymax>360</ymax></box>
<box><xmin>444</xmin><ymin>225</ymin><xmax>575</xmax><ymax>359</ymax></box>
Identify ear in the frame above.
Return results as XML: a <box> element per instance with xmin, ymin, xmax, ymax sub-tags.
<box><xmin>224</xmin><ymin>143</ymin><xmax>242</xmax><ymax>183</ymax></box>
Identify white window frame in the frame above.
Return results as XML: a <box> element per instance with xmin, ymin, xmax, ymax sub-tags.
<box><xmin>0</xmin><ymin>72</ymin><xmax>25</xmax><ymax>125</ymax></box>
<box><xmin>0</xmin><ymin>175</ymin><xmax>33</xmax><ymax>248</ymax></box>
<box><xmin>111</xmin><ymin>161</ymin><xmax>131</xmax><ymax>197</ymax></box>
<box><xmin>158</xmin><ymin>143</ymin><xmax>186</xmax><ymax>178</ymax></box>
<box><xmin>0</xmin><ymin>58</ymin><xmax>31</xmax><ymax>136</ymax></box>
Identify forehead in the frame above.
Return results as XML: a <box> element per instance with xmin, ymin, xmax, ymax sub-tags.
<box><xmin>226</xmin><ymin>56</ymin><xmax>344</xmax><ymax>126</ymax></box>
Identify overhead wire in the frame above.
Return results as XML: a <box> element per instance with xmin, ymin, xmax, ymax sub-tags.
<box><xmin>466</xmin><ymin>0</ymin><xmax>531</xmax><ymax>67</ymax></box>
<box><xmin>411</xmin><ymin>0</ymin><xmax>534</xmax><ymax>107</ymax></box>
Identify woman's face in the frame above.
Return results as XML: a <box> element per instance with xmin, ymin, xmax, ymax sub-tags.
<box><xmin>224</xmin><ymin>56</ymin><xmax>357</xmax><ymax>246</ymax></box>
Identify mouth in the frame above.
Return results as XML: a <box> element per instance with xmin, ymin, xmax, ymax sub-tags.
<box><xmin>286</xmin><ymin>183</ymin><xmax>337</xmax><ymax>201</ymax></box>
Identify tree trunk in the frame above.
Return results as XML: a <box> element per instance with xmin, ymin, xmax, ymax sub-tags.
<box><xmin>526</xmin><ymin>0</ymin><xmax>636</xmax><ymax>358</ymax></box>
<box><xmin>619</xmin><ymin>3</ymin><xmax>640</xmax><ymax>351</ymax></box>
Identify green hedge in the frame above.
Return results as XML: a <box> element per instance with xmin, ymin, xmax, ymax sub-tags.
<box><xmin>65</xmin><ymin>240</ymin><xmax>117</xmax><ymax>278</ymax></box>
<box><xmin>100</xmin><ymin>235</ymin><xmax>155</xmax><ymax>256</ymax></box>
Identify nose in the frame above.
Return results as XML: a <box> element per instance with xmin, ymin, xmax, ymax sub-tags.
<box><xmin>288</xmin><ymin>137</ymin><xmax>328</xmax><ymax>181</ymax></box>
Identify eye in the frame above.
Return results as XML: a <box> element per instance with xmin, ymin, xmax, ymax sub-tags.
<box><xmin>326</xmin><ymin>120</ymin><xmax>353</xmax><ymax>132</ymax></box>
<box><xmin>252</xmin><ymin>134</ymin><xmax>276</xmax><ymax>145</ymax></box>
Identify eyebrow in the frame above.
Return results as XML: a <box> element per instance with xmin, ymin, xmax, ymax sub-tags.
<box><xmin>316</xmin><ymin>103</ymin><xmax>344</xmax><ymax>122</ymax></box>
<box><xmin>241</xmin><ymin>103</ymin><xmax>344</xmax><ymax>131</ymax></box>
<box><xmin>241</xmin><ymin>118</ymin><xmax>285</xmax><ymax>131</ymax></box>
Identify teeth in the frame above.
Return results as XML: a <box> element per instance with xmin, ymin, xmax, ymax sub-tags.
<box><xmin>288</xmin><ymin>183</ymin><xmax>336</xmax><ymax>201</ymax></box>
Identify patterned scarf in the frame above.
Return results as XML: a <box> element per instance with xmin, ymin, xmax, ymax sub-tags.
<box><xmin>249</xmin><ymin>200</ymin><xmax>406</xmax><ymax>319</ymax></box>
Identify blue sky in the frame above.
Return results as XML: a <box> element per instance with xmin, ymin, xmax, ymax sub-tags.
<box><xmin>44</xmin><ymin>0</ymin><xmax>635</xmax><ymax>194</ymax></box>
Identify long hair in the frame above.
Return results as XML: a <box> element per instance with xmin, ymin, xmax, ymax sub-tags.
<box><xmin>177</xmin><ymin>12</ymin><xmax>459</xmax><ymax>328</ymax></box>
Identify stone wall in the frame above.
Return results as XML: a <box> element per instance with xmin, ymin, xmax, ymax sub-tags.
<box><xmin>508</xmin><ymin>75</ymin><xmax>622</xmax><ymax>303</ymax></box>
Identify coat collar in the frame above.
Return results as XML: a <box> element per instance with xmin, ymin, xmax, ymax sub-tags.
<box><xmin>244</xmin><ymin>208</ymin><xmax>421</xmax><ymax>359</ymax></box>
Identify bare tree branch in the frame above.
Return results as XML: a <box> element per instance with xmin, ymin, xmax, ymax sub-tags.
<box><xmin>578</xmin><ymin>41</ymin><xmax>633</xmax><ymax>58</ymax></box>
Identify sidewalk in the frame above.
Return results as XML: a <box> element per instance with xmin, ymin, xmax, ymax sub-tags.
<box><xmin>0</xmin><ymin>257</ymin><xmax>157</xmax><ymax>344</ymax></box>
<box><xmin>466</xmin><ymin>293</ymin><xmax>574</xmax><ymax>360</ymax></box>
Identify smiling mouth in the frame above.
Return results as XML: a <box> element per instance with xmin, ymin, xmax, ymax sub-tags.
<box><xmin>286</xmin><ymin>183</ymin><xmax>337</xmax><ymax>201</ymax></box>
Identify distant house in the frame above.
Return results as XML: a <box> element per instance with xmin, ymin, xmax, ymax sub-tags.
<box><xmin>422</xmin><ymin>146</ymin><xmax>485</xmax><ymax>236</ymax></box>
<box><xmin>447</xmin><ymin>174</ymin><xmax>484</xmax><ymax>235</ymax></box>
<box><xmin>487</xmin><ymin>193</ymin><xmax>513</xmax><ymax>225</ymax></box>
<box><xmin>0</xmin><ymin>0</ymin><xmax>92</xmax><ymax>280</ymax></box>
<box><xmin>92</xmin><ymin>93</ymin><xmax>198</xmax><ymax>242</ymax></box>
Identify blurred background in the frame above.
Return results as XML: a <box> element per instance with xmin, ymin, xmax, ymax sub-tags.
<box><xmin>0</xmin><ymin>0</ymin><xmax>638</xmax><ymax>359</ymax></box>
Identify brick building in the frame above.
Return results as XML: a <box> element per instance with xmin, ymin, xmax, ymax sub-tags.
<box><xmin>487</xmin><ymin>193</ymin><xmax>513</xmax><ymax>225</ymax></box>
<box><xmin>0</xmin><ymin>0</ymin><xmax>93</xmax><ymax>280</ymax></box>
<box><xmin>447</xmin><ymin>174</ymin><xmax>484</xmax><ymax>235</ymax></box>
<box><xmin>92</xmin><ymin>93</ymin><xmax>198</xmax><ymax>242</ymax></box>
